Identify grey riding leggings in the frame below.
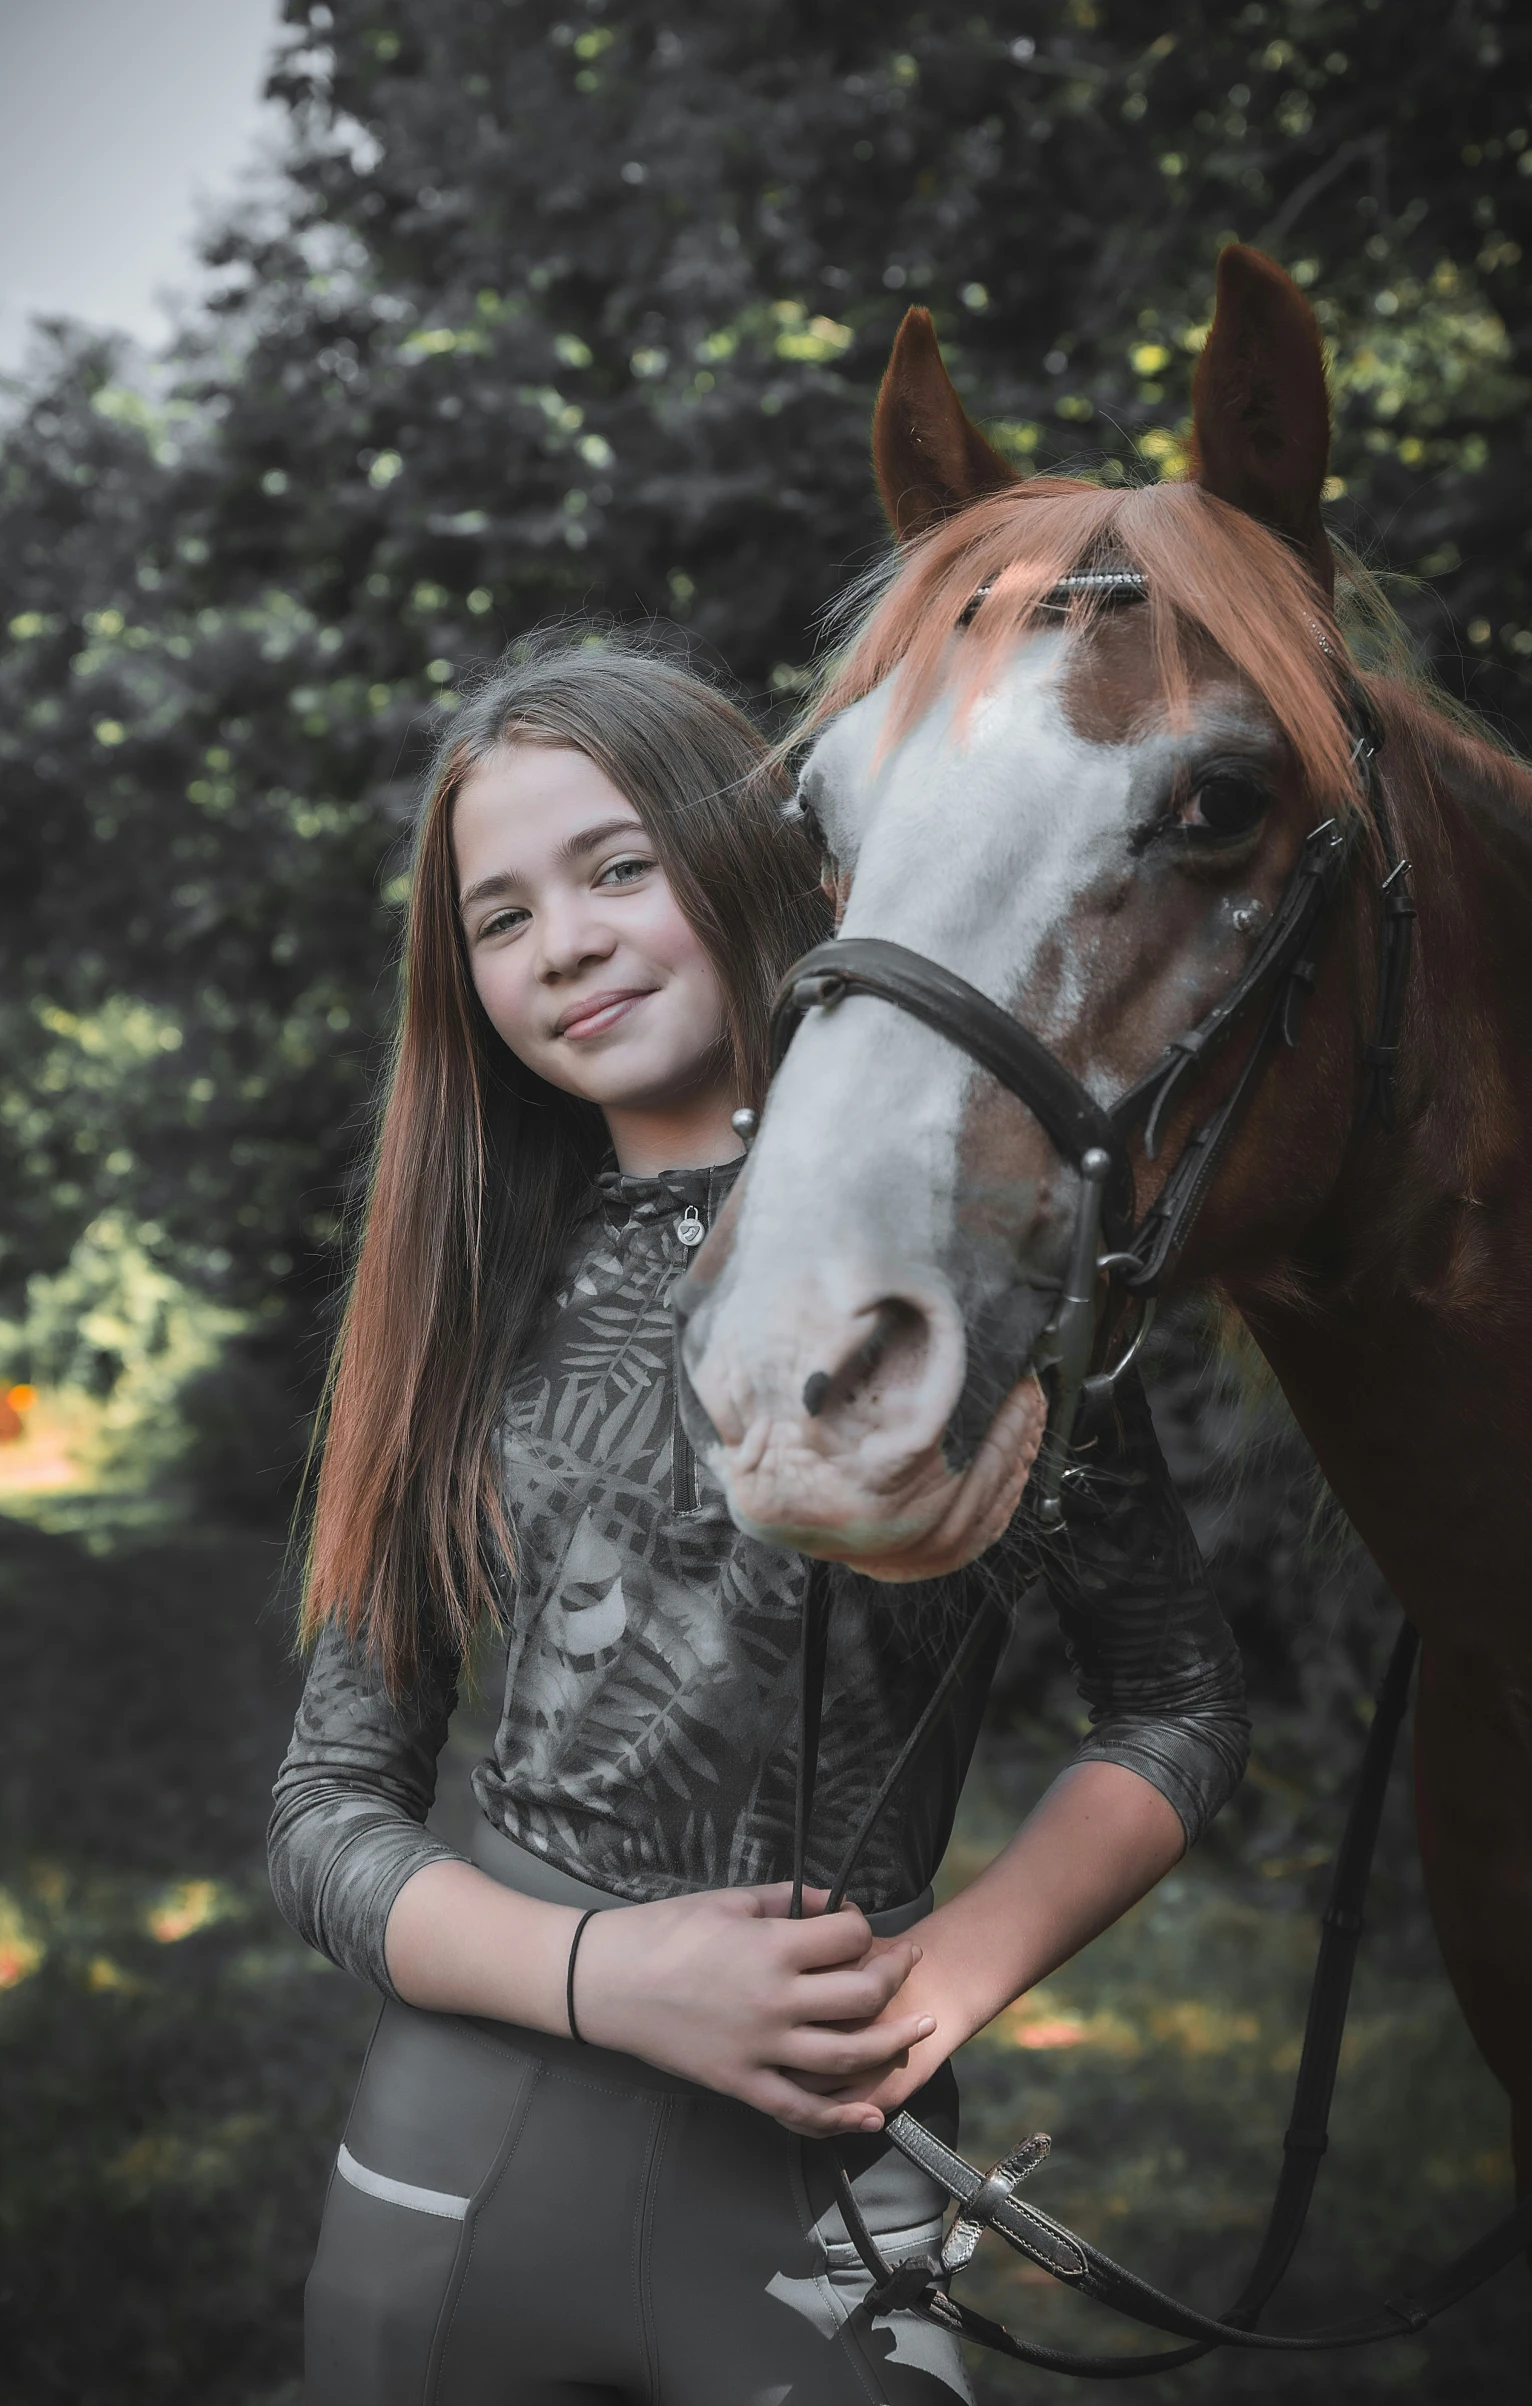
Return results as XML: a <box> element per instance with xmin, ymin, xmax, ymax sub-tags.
<box><xmin>305</xmin><ymin>1828</ymin><xmax>973</xmax><ymax>2405</ymax></box>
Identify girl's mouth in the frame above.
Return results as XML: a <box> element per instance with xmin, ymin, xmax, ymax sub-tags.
<box><xmin>556</xmin><ymin>988</ymin><xmax>655</xmax><ymax>1042</ymax></box>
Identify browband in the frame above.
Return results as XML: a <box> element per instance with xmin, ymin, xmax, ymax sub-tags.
<box><xmin>959</xmin><ymin>568</ymin><xmax>1148</xmax><ymax>627</ymax></box>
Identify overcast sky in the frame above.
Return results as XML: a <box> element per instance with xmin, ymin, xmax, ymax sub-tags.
<box><xmin>0</xmin><ymin>0</ymin><xmax>286</xmax><ymax>373</ymax></box>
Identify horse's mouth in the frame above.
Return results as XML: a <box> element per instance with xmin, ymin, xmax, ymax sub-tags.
<box><xmin>699</xmin><ymin>1371</ymin><xmax>1049</xmax><ymax>1583</ymax></box>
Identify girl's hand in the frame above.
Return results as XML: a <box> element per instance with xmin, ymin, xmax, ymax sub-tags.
<box><xmin>782</xmin><ymin>1935</ymin><xmax>957</xmax><ymax>2116</ymax></box>
<box><xmin>785</xmin><ymin>1762</ymin><xmax>1189</xmax><ymax>2121</ymax></box>
<box><xmin>571</xmin><ymin>1885</ymin><xmax>936</xmax><ymax>2136</ymax></box>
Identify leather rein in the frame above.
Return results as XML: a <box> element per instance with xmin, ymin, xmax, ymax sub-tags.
<box><xmin>761</xmin><ymin>580</ymin><xmax>1532</xmax><ymax>2366</ymax></box>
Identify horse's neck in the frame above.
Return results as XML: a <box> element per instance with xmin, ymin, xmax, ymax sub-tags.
<box><xmin>1237</xmin><ymin>694</ymin><xmax>1532</xmax><ymax>1647</ymax></box>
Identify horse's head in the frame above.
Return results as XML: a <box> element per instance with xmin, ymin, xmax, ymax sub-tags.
<box><xmin>680</xmin><ymin>246</ymin><xmax>1365</xmax><ymax>1576</ymax></box>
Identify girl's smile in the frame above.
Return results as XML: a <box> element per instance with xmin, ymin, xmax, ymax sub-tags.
<box><xmin>553</xmin><ymin>984</ymin><xmax>656</xmax><ymax>1042</ymax></box>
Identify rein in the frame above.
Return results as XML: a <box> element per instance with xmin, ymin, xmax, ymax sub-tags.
<box><xmin>791</xmin><ymin>1609</ymin><xmax>1531</xmax><ymax>2370</ymax></box>
<box><xmin>764</xmin><ymin>585</ymin><xmax>1531</xmax><ymax>2362</ymax></box>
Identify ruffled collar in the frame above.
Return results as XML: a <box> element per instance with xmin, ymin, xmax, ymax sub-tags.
<box><xmin>595</xmin><ymin>1153</ymin><xmax>745</xmax><ymax>1230</ymax></box>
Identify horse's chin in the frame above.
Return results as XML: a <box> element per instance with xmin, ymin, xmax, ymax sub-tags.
<box><xmin>706</xmin><ymin>1434</ymin><xmax>945</xmax><ymax>1555</ymax></box>
<box><xmin>708</xmin><ymin>1372</ymin><xmax>1047</xmax><ymax>1585</ymax></box>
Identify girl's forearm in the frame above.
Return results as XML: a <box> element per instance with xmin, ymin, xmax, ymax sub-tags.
<box><xmin>845</xmin><ymin>1760</ymin><xmax>1185</xmax><ymax>2105</ymax></box>
<box><xmin>928</xmin><ymin>1760</ymin><xmax>1184</xmax><ymax>2036</ymax></box>
<box><xmin>384</xmin><ymin>1858</ymin><xmax>581</xmax><ymax>2031</ymax></box>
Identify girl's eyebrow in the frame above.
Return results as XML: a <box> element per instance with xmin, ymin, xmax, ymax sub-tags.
<box><xmin>459</xmin><ymin>817</ymin><xmax>648</xmax><ymax>912</ymax></box>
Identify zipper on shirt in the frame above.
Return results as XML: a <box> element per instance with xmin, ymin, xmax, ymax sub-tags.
<box><xmin>672</xmin><ymin>1384</ymin><xmax>699</xmax><ymax>1513</ymax></box>
<box><xmin>669</xmin><ymin>1176</ymin><xmax>712</xmax><ymax>1514</ymax></box>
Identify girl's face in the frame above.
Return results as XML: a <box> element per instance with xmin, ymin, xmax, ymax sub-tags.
<box><xmin>454</xmin><ymin>742</ymin><xmax>733</xmax><ymax>1124</ymax></box>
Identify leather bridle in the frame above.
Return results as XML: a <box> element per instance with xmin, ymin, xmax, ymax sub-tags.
<box><xmin>756</xmin><ymin>581</ymin><xmax>1532</xmax><ymax>2364</ymax></box>
<box><xmin>769</xmin><ymin>576</ymin><xmax>1413</xmax><ymax>1525</ymax></box>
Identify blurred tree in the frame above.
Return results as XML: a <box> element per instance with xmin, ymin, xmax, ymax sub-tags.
<box><xmin>1</xmin><ymin>0</ymin><xmax>1529</xmax><ymax>1498</ymax></box>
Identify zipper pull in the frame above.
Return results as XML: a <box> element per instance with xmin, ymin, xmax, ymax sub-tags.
<box><xmin>675</xmin><ymin>1205</ymin><xmax>705</xmax><ymax>1248</ymax></box>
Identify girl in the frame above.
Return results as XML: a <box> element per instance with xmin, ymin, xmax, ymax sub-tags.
<box><xmin>271</xmin><ymin>632</ymin><xmax>1248</xmax><ymax>2405</ymax></box>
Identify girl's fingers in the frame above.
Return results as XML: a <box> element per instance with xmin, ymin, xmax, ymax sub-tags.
<box><xmin>772</xmin><ymin>1906</ymin><xmax>879</xmax><ymax>1968</ymax></box>
<box><xmin>747</xmin><ymin>2070</ymin><xmax>886</xmax><ymax>2138</ymax></box>
<box><xmin>775</xmin><ymin>2014</ymin><xmax>935</xmax><ymax>2077</ymax></box>
<box><xmin>748</xmin><ymin>1882</ymin><xmax>833</xmax><ymax>1919</ymax></box>
<box><xmin>789</xmin><ymin>1947</ymin><xmax>919</xmax><ymax>2018</ymax></box>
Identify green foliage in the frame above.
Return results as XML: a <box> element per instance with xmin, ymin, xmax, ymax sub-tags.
<box><xmin>1</xmin><ymin>1210</ymin><xmax>249</xmax><ymax>1484</ymax></box>
<box><xmin>2</xmin><ymin>0</ymin><xmax>1531</xmax><ymax>1483</ymax></box>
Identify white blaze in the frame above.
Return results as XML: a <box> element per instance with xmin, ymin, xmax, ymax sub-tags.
<box><xmin>682</xmin><ymin>634</ymin><xmax>1149</xmax><ymax>1538</ymax></box>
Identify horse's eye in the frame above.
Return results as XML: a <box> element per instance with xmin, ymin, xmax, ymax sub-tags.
<box><xmin>797</xmin><ymin>800</ymin><xmax>828</xmax><ymax>855</ymax></box>
<box><xmin>1181</xmin><ymin>775</ymin><xmax>1269</xmax><ymax>841</ymax></box>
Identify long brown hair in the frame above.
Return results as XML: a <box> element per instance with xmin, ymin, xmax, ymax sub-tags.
<box><xmin>302</xmin><ymin>630</ymin><xmax>827</xmax><ymax>1691</ymax></box>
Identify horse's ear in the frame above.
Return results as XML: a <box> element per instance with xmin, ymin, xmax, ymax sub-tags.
<box><xmin>873</xmin><ymin>307</ymin><xmax>1020</xmax><ymax>542</ymax></box>
<box><xmin>1189</xmin><ymin>245</ymin><xmax>1334</xmax><ymax>600</ymax></box>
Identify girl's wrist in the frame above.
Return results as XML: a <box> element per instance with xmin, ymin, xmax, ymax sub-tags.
<box><xmin>473</xmin><ymin>1893</ymin><xmax>592</xmax><ymax>2038</ymax></box>
<box><xmin>896</xmin><ymin>1911</ymin><xmax>1028</xmax><ymax>2055</ymax></box>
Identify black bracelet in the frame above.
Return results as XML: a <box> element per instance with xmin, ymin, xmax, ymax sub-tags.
<box><xmin>565</xmin><ymin>1908</ymin><xmax>598</xmax><ymax>2045</ymax></box>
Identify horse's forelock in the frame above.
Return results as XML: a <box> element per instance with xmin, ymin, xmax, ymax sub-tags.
<box><xmin>806</xmin><ymin>479</ymin><xmax>1359</xmax><ymax>812</ymax></box>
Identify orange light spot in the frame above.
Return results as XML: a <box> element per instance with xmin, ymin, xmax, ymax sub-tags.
<box><xmin>0</xmin><ymin>1893</ymin><xmax>44</xmax><ymax>1988</ymax></box>
<box><xmin>147</xmin><ymin>1878</ymin><xmax>226</xmax><ymax>1944</ymax></box>
<box><xmin>998</xmin><ymin>1993</ymin><xmax>1142</xmax><ymax>2058</ymax></box>
<box><xmin>6</xmin><ymin>1385</ymin><xmax>37</xmax><ymax>1413</ymax></box>
<box><xmin>1013</xmin><ymin>2016</ymin><xmax>1090</xmax><ymax>2050</ymax></box>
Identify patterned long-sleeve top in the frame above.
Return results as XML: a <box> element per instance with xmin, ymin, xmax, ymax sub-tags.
<box><xmin>269</xmin><ymin>1159</ymin><xmax>1249</xmax><ymax>1995</ymax></box>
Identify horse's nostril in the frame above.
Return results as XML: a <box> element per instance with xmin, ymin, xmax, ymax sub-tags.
<box><xmin>797</xmin><ymin>1299</ymin><xmax>932</xmax><ymax>1427</ymax></box>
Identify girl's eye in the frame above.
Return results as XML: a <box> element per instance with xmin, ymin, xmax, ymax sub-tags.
<box><xmin>599</xmin><ymin>855</ymin><xmax>653</xmax><ymax>886</ymax></box>
<box><xmin>480</xmin><ymin>907</ymin><xmax>529</xmax><ymax>939</ymax></box>
<box><xmin>1175</xmin><ymin>774</ymin><xmax>1270</xmax><ymax>843</ymax></box>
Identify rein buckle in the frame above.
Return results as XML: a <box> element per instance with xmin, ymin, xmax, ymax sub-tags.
<box><xmin>941</xmin><ymin>2135</ymin><xmax>1053</xmax><ymax>2274</ymax></box>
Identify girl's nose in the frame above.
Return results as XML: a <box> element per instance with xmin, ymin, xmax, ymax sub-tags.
<box><xmin>537</xmin><ymin>902</ymin><xmax>618</xmax><ymax>981</ymax></box>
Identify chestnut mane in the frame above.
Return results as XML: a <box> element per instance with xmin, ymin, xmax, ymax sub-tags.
<box><xmin>808</xmin><ymin>478</ymin><xmax>1367</xmax><ymax>812</ymax></box>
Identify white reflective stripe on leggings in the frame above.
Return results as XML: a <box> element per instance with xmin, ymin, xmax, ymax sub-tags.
<box><xmin>335</xmin><ymin>2141</ymin><xmax>470</xmax><ymax>2222</ymax></box>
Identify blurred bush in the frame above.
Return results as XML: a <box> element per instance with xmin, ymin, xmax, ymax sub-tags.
<box><xmin>1</xmin><ymin>1213</ymin><xmax>249</xmax><ymax>1487</ymax></box>
<box><xmin>2</xmin><ymin>0</ymin><xmax>1530</xmax><ymax>1503</ymax></box>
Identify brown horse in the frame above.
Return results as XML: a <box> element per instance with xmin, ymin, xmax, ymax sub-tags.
<box><xmin>680</xmin><ymin>245</ymin><xmax>1532</xmax><ymax>2187</ymax></box>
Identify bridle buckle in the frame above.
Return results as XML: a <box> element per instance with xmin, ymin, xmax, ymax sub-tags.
<box><xmin>790</xmin><ymin>971</ymin><xmax>847</xmax><ymax>1011</ymax></box>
